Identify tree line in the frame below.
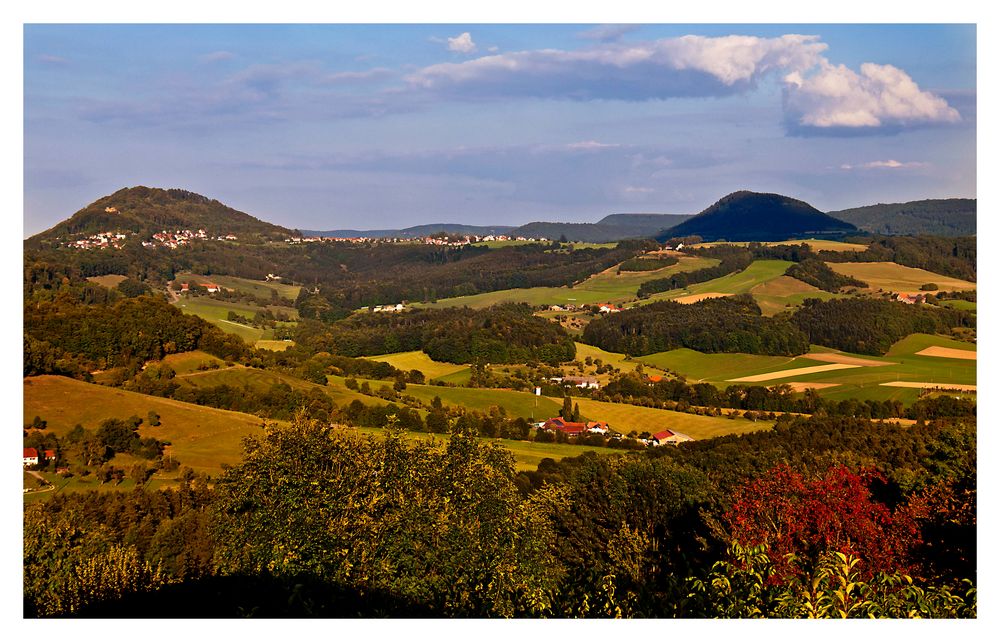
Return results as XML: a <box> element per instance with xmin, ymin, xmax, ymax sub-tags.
<box><xmin>295</xmin><ymin>303</ymin><xmax>577</xmax><ymax>365</ymax></box>
<box><xmin>583</xmin><ymin>294</ymin><xmax>810</xmax><ymax>356</ymax></box>
<box><xmin>789</xmin><ymin>297</ymin><xmax>975</xmax><ymax>355</ymax></box>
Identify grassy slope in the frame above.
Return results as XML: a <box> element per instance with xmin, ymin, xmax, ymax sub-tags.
<box><xmin>23</xmin><ymin>375</ymin><xmax>267</xmax><ymax>474</ymax></box>
<box><xmin>175</xmin><ymin>272</ymin><xmax>301</xmax><ymax>300</ymax></box>
<box><xmin>160</xmin><ymin>350</ymin><xmax>227</xmax><ymax>374</ymax></box>
<box><xmin>366</xmin><ymin>350</ymin><xmax>471</xmax><ymax>381</ymax></box>
<box><xmin>86</xmin><ymin>274</ymin><xmax>128</xmax><ymax>288</ymax></box>
<box><xmin>328</xmin><ymin>375</ymin><xmax>563</xmax><ymax>420</ymax></box>
<box><xmin>23</xmin><ymin>375</ymin><xmax>619</xmax><ymax>477</ymax></box>
<box><xmin>175</xmin><ymin>365</ymin><xmax>373</xmax><ymax>407</ymax></box>
<box><xmin>825</xmin><ymin>262</ymin><xmax>977</xmax><ymax>293</ymax></box>
<box><xmin>171</xmin><ymin>296</ymin><xmax>298</xmax><ymax>343</ymax></box>
<box><xmin>641</xmin><ymin>260</ymin><xmax>793</xmax><ymax>302</ymax></box>
<box><xmin>938</xmin><ymin>299</ymin><xmax>976</xmax><ymax>311</ymax></box>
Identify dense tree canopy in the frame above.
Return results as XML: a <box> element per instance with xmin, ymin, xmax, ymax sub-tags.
<box><xmin>583</xmin><ymin>294</ymin><xmax>809</xmax><ymax>356</ymax></box>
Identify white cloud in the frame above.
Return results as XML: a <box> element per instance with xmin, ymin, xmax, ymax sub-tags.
<box><xmin>38</xmin><ymin>54</ymin><xmax>68</xmax><ymax>65</ymax></box>
<box><xmin>404</xmin><ymin>34</ymin><xmax>959</xmax><ymax>136</ymax></box>
<box><xmin>840</xmin><ymin>159</ymin><xmax>929</xmax><ymax>170</ymax></box>
<box><xmin>784</xmin><ymin>61</ymin><xmax>960</xmax><ymax>131</ymax></box>
<box><xmin>447</xmin><ymin>32</ymin><xmax>477</xmax><ymax>54</ymax></box>
<box><xmin>407</xmin><ymin>35</ymin><xmax>828</xmax><ymax>100</ymax></box>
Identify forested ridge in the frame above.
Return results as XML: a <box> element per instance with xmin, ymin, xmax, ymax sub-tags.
<box><xmin>583</xmin><ymin>294</ymin><xmax>809</xmax><ymax>356</ymax></box>
<box><xmin>294</xmin><ymin>303</ymin><xmax>576</xmax><ymax>364</ymax></box>
<box><xmin>790</xmin><ymin>298</ymin><xmax>975</xmax><ymax>355</ymax></box>
<box><xmin>830</xmin><ymin>199</ymin><xmax>976</xmax><ymax>237</ymax></box>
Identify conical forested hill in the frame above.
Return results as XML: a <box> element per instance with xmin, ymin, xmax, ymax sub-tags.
<box><xmin>28</xmin><ymin>186</ymin><xmax>292</xmax><ymax>245</ymax></box>
<box><xmin>656</xmin><ymin>191</ymin><xmax>856</xmax><ymax>242</ymax></box>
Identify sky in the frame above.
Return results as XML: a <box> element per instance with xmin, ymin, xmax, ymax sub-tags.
<box><xmin>23</xmin><ymin>23</ymin><xmax>977</xmax><ymax>235</ymax></box>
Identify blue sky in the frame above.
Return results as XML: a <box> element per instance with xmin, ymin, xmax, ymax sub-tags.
<box><xmin>23</xmin><ymin>23</ymin><xmax>976</xmax><ymax>235</ymax></box>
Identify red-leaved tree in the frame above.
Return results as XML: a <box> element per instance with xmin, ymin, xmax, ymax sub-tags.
<box><xmin>724</xmin><ymin>464</ymin><xmax>921</xmax><ymax>583</ymax></box>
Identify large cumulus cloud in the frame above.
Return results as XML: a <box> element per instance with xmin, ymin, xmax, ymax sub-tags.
<box><xmin>783</xmin><ymin>61</ymin><xmax>960</xmax><ymax>134</ymax></box>
<box><xmin>404</xmin><ymin>34</ymin><xmax>961</xmax><ymax>135</ymax></box>
<box><xmin>405</xmin><ymin>35</ymin><xmax>828</xmax><ymax>100</ymax></box>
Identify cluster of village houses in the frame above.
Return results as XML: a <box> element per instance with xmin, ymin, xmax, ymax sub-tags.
<box><xmin>285</xmin><ymin>234</ymin><xmax>549</xmax><ymax>247</ymax></box>
<box><xmin>535</xmin><ymin>417</ymin><xmax>693</xmax><ymax>447</ymax></box>
<box><xmin>142</xmin><ymin>229</ymin><xmax>238</xmax><ymax>249</ymax></box>
<box><xmin>548</xmin><ymin>303</ymin><xmax>623</xmax><ymax>314</ymax></box>
<box><xmin>66</xmin><ymin>231</ymin><xmax>130</xmax><ymax>250</ymax></box>
<box><xmin>65</xmin><ymin>224</ymin><xmax>238</xmax><ymax>251</ymax></box>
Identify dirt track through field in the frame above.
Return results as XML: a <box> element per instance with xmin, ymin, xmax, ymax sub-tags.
<box><xmin>805</xmin><ymin>353</ymin><xmax>896</xmax><ymax>367</ymax></box>
<box><xmin>674</xmin><ymin>292</ymin><xmax>731</xmax><ymax>304</ymax></box>
<box><xmin>880</xmin><ymin>381</ymin><xmax>977</xmax><ymax>392</ymax></box>
<box><xmin>915</xmin><ymin>347</ymin><xmax>977</xmax><ymax>360</ymax></box>
<box><xmin>727</xmin><ymin>363</ymin><xmax>858</xmax><ymax>382</ymax></box>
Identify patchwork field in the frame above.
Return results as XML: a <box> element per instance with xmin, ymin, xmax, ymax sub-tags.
<box><xmin>727</xmin><ymin>363</ymin><xmax>859</xmax><ymax>382</ymax></box>
<box><xmin>805</xmin><ymin>353</ymin><xmax>896</xmax><ymax>367</ymax></box>
<box><xmin>638</xmin><ymin>348</ymin><xmax>818</xmax><ymax>382</ymax></box>
<box><xmin>641</xmin><ymin>260</ymin><xmax>813</xmax><ymax>315</ymax></box>
<box><xmin>915</xmin><ymin>346</ymin><xmax>976</xmax><ymax>360</ymax></box>
<box><xmin>825</xmin><ymin>262</ymin><xmax>977</xmax><ymax>294</ymax></box>
<box><xmin>419</xmin><ymin>255</ymin><xmax>719</xmax><ymax>309</ymax></box>
<box><xmin>367</xmin><ymin>350</ymin><xmax>472</xmax><ymax>381</ymax></box>
<box><xmin>674</xmin><ymin>292</ymin><xmax>730</xmax><ymax>304</ymax></box>
<box><xmin>633</xmin><ymin>333</ymin><xmax>975</xmax><ymax>405</ymax></box>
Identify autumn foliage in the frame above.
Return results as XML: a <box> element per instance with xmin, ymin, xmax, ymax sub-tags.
<box><xmin>724</xmin><ymin>465</ymin><xmax>921</xmax><ymax>582</ymax></box>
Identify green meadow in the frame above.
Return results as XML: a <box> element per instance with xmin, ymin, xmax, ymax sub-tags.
<box><xmin>171</xmin><ymin>296</ymin><xmax>298</xmax><ymax>343</ymax></box>
<box><xmin>825</xmin><ymin>262</ymin><xmax>977</xmax><ymax>294</ymax></box>
<box><xmin>175</xmin><ymin>272</ymin><xmax>301</xmax><ymax>300</ymax></box>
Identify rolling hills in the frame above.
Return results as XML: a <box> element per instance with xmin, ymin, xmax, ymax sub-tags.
<box><xmin>829</xmin><ymin>198</ymin><xmax>976</xmax><ymax>236</ymax></box>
